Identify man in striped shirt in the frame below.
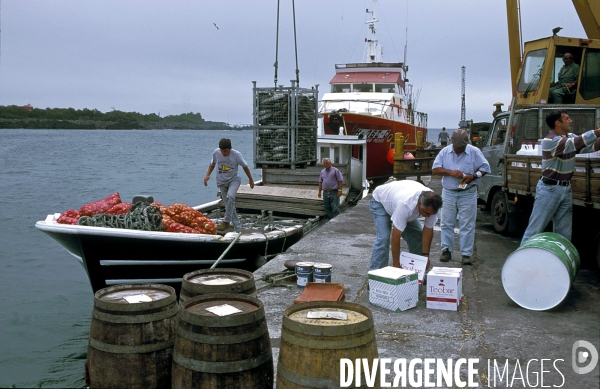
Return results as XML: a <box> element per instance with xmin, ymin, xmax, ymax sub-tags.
<box><xmin>521</xmin><ymin>110</ymin><xmax>600</xmax><ymax>243</ymax></box>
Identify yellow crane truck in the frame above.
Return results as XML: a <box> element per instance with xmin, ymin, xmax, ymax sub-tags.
<box><xmin>477</xmin><ymin>0</ymin><xmax>600</xmax><ymax>268</ymax></box>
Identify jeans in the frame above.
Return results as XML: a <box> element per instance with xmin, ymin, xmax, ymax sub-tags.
<box><xmin>323</xmin><ymin>191</ymin><xmax>340</xmax><ymax>219</ymax></box>
<box><xmin>440</xmin><ymin>186</ymin><xmax>478</xmax><ymax>256</ymax></box>
<box><xmin>369</xmin><ymin>198</ymin><xmax>423</xmax><ymax>270</ymax></box>
<box><xmin>219</xmin><ymin>176</ymin><xmax>242</xmax><ymax>228</ymax></box>
<box><xmin>521</xmin><ymin>180</ymin><xmax>573</xmax><ymax>244</ymax></box>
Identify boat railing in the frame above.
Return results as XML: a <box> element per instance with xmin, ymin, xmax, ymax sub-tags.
<box><xmin>319</xmin><ymin>99</ymin><xmax>427</xmax><ymax>125</ymax></box>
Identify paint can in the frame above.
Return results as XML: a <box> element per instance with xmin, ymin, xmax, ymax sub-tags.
<box><xmin>313</xmin><ymin>263</ymin><xmax>332</xmax><ymax>283</ymax></box>
<box><xmin>295</xmin><ymin>262</ymin><xmax>314</xmax><ymax>287</ymax></box>
<box><xmin>502</xmin><ymin>232</ymin><xmax>580</xmax><ymax>311</ymax></box>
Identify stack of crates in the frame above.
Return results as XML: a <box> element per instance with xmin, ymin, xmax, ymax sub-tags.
<box><xmin>252</xmin><ymin>81</ymin><xmax>318</xmax><ymax>168</ymax></box>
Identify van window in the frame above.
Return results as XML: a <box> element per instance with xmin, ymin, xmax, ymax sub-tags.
<box><xmin>580</xmin><ymin>49</ymin><xmax>600</xmax><ymax>100</ymax></box>
<box><xmin>517</xmin><ymin>49</ymin><xmax>547</xmax><ymax>93</ymax></box>
<box><xmin>490</xmin><ymin>118</ymin><xmax>508</xmax><ymax>146</ymax></box>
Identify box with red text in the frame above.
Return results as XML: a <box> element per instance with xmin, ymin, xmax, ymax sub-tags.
<box><xmin>426</xmin><ymin>267</ymin><xmax>463</xmax><ymax>311</ymax></box>
<box><xmin>400</xmin><ymin>252</ymin><xmax>428</xmax><ymax>285</ymax></box>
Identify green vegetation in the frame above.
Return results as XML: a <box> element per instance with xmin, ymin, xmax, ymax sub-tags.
<box><xmin>0</xmin><ymin>105</ymin><xmax>251</xmax><ymax>130</ymax></box>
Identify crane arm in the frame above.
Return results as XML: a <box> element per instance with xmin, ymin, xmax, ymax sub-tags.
<box><xmin>506</xmin><ymin>0</ymin><xmax>522</xmax><ymax>96</ymax></box>
<box><xmin>572</xmin><ymin>0</ymin><xmax>600</xmax><ymax>39</ymax></box>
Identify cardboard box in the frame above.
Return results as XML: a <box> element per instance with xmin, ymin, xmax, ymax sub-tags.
<box><xmin>400</xmin><ymin>252</ymin><xmax>428</xmax><ymax>284</ymax></box>
<box><xmin>426</xmin><ymin>267</ymin><xmax>463</xmax><ymax>311</ymax></box>
<box><xmin>368</xmin><ymin>266</ymin><xmax>418</xmax><ymax>312</ymax></box>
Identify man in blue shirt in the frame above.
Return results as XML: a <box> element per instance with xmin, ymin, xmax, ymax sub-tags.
<box><xmin>432</xmin><ymin>129</ymin><xmax>491</xmax><ymax>265</ymax></box>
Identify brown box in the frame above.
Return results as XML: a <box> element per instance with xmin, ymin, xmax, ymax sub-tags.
<box><xmin>294</xmin><ymin>282</ymin><xmax>345</xmax><ymax>304</ymax></box>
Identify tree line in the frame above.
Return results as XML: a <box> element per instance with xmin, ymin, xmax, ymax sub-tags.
<box><xmin>0</xmin><ymin>105</ymin><xmax>251</xmax><ymax>130</ymax></box>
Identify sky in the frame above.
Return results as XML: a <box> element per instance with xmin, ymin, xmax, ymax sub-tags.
<box><xmin>0</xmin><ymin>0</ymin><xmax>587</xmax><ymax>128</ymax></box>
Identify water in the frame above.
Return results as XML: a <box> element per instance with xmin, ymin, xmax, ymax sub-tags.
<box><xmin>426</xmin><ymin>128</ymin><xmax>443</xmax><ymax>146</ymax></box>
<box><xmin>0</xmin><ymin>129</ymin><xmax>260</xmax><ymax>388</ymax></box>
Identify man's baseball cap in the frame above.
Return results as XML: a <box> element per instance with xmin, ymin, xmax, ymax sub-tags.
<box><xmin>451</xmin><ymin>129</ymin><xmax>469</xmax><ymax>148</ymax></box>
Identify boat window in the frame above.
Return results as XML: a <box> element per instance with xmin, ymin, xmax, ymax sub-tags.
<box><xmin>353</xmin><ymin>83</ymin><xmax>374</xmax><ymax>93</ymax></box>
<box><xmin>580</xmin><ymin>49</ymin><xmax>600</xmax><ymax>100</ymax></box>
<box><xmin>320</xmin><ymin>147</ymin><xmax>331</xmax><ymax>161</ymax></box>
<box><xmin>517</xmin><ymin>48</ymin><xmax>547</xmax><ymax>93</ymax></box>
<box><xmin>331</xmin><ymin>84</ymin><xmax>351</xmax><ymax>93</ymax></box>
<box><xmin>375</xmin><ymin>84</ymin><xmax>396</xmax><ymax>93</ymax></box>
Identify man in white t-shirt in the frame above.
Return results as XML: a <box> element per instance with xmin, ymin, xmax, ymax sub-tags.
<box><xmin>204</xmin><ymin>138</ymin><xmax>255</xmax><ymax>231</ymax></box>
<box><xmin>369</xmin><ymin>180</ymin><xmax>442</xmax><ymax>271</ymax></box>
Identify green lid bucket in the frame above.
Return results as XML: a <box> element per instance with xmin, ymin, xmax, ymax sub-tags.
<box><xmin>502</xmin><ymin>232</ymin><xmax>580</xmax><ymax>311</ymax></box>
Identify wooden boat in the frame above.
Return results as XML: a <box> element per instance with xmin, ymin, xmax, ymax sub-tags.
<box><xmin>319</xmin><ymin>0</ymin><xmax>429</xmax><ymax>184</ymax></box>
<box><xmin>35</xmin><ymin>196</ymin><xmax>322</xmax><ymax>294</ymax></box>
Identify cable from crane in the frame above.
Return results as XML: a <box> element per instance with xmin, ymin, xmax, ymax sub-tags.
<box><xmin>273</xmin><ymin>0</ymin><xmax>301</xmax><ymax>87</ymax></box>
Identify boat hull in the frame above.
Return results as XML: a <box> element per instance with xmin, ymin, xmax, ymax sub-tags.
<box><xmin>323</xmin><ymin>112</ymin><xmax>427</xmax><ymax>180</ymax></box>
<box><xmin>36</xmin><ymin>216</ymin><xmax>305</xmax><ymax>294</ymax></box>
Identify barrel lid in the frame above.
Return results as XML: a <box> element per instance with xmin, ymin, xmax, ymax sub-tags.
<box><xmin>502</xmin><ymin>247</ymin><xmax>571</xmax><ymax>311</ymax></box>
<box><xmin>188</xmin><ymin>273</ymin><xmax>249</xmax><ymax>286</ymax></box>
<box><xmin>96</xmin><ymin>285</ymin><xmax>172</xmax><ymax>304</ymax></box>
<box><xmin>313</xmin><ymin>263</ymin><xmax>332</xmax><ymax>269</ymax></box>
<box><xmin>288</xmin><ymin>307</ymin><xmax>368</xmax><ymax>327</ymax></box>
<box><xmin>180</xmin><ymin>293</ymin><xmax>264</xmax><ymax>327</ymax></box>
<box><xmin>94</xmin><ymin>284</ymin><xmax>176</xmax><ymax>312</ymax></box>
<box><xmin>296</xmin><ymin>262</ymin><xmax>315</xmax><ymax>266</ymax></box>
<box><xmin>186</xmin><ymin>299</ymin><xmax>258</xmax><ymax>316</ymax></box>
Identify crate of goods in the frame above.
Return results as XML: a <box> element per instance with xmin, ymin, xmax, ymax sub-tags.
<box><xmin>252</xmin><ymin>81</ymin><xmax>318</xmax><ymax>167</ymax></box>
<box><xmin>426</xmin><ymin>267</ymin><xmax>463</xmax><ymax>311</ymax></box>
<box><xmin>399</xmin><ymin>252</ymin><xmax>428</xmax><ymax>285</ymax></box>
<box><xmin>367</xmin><ymin>266</ymin><xmax>418</xmax><ymax>312</ymax></box>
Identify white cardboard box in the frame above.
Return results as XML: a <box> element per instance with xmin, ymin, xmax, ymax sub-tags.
<box><xmin>368</xmin><ymin>266</ymin><xmax>419</xmax><ymax>312</ymax></box>
<box><xmin>400</xmin><ymin>252</ymin><xmax>428</xmax><ymax>285</ymax></box>
<box><xmin>426</xmin><ymin>267</ymin><xmax>463</xmax><ymax>311</ymax></box>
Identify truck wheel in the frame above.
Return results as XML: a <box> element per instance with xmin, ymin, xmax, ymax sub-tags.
<box><xmin>492</xmin><ymin>191</ymin><xmax>516</xmax><ymax>235</ymax></box>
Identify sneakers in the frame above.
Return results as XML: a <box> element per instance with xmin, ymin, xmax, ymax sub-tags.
<box><xmin>439</xmin><ymin>249</ymin><xmax>451</xmax><ymax>262</ymax></box>
<box><xmin>216</xmin><ymin>221</ymin><xmax>230</xmax><ymax>231</ymax></box>
<box><xmin>461</xmin><ymin>255</ymin><xmax>472</xmax><ymax>266</ymax></box>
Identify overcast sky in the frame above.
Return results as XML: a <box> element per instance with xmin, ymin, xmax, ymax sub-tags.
<box><xmin>0</xmin><ymin>0</ymin><xmax>587</xmax><ymax>128</ymax></box>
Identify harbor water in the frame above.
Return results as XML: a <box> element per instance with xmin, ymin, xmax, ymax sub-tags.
<box><xmin>0</xmin><ymin>129</ymin><xmax>260</xmax><ymax>388</ymax></box>
<box><xmin>0</xmin><ymin>127</ymin><xmax>446</xmax><ymax>388</ymax></box>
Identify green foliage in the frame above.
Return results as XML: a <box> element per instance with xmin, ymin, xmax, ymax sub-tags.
<box><xmin>0</xmin><ymin>105</ymin><xmax>244</xmax><ymax>130</ymax></box>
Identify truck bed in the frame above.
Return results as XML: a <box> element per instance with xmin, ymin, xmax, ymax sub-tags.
<box><xmin>505</xmin><ymin>154</ymin><xmax>600</xmax><ymax>208</ymax></box>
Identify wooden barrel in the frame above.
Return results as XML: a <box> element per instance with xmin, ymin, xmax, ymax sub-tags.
<box><xmin>87</xmin><ymin>284</ymin><xmax>179</xmax><ymax>389</ymax></box>
<box><xmin>172</xmin><ymin>293</ymin><xmax>273</xmax><ymax>389</ymax></box>
<box><xmin>180</xmin><ymin>268</ymin><xmax>257</xmax><ymax>303</ymax></box>
<box><xmin>276</xmin><ymin>301</ymin><xmax>379</xmax><ymax>388</ymax></box>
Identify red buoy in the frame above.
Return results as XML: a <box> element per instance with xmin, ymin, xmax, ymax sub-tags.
<box><xmin>387</xmin><ymin>148</ymin><xmax>395</xmax><ymax>164</ymax></box>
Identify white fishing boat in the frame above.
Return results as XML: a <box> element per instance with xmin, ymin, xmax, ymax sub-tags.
<box><xmin>319</xmin><ymin>0</ymin><xmax>429</xmax><ymax>184</ymax></box>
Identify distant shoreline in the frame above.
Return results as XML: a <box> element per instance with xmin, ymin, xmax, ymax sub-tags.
<box><xmin>0</xmin><ymin>105</ymin><xmax>252</xmax><ymax>130</ymax></box>
<box><xmin>0</xmin><ymin>118</ymin><xmax>252</xmax><ymax>130</ymax></box>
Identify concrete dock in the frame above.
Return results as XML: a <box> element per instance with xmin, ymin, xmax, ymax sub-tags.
<box><xmin>254</xmin><ymin>178</ymin><xmax>600</xmax><ymax>388</ymax></box>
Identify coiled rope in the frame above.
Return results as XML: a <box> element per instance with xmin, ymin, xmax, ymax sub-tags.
<box><xmin>78</xmin><ymin>202</ymin><xmax>162</xmax><ymax>231</ymax></box>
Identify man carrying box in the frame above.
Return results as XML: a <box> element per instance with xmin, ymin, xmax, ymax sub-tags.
<box><xmin>369</xmin><ymin>180</ymin><xmax>443</xmax><ymax>271</ymax></box>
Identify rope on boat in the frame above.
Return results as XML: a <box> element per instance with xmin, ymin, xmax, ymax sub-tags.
<box><xmin>77</xmin><ymin>202</ymin><xmax>162</xmax><ymax>231</ymax></box>
<box><xmin>210</xmin><ymin>233</ymin><xmax>241</xmax><ymax>269</ymax></box>
<box><xmin>257</xmin><ymin>270</ymin><xmax>295</xmax><ymax>291</ymax></box>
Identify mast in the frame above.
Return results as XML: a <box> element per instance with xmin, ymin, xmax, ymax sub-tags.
<box><xmin>365</xmin><ymin>1</ymin><xmax>383</xmax><ymax>63</ymax></box>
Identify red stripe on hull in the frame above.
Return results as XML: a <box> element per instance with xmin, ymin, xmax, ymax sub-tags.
<box><xmin>323</xmin><ymin>113</ymin><xmax>427</xmax><ymax>180</ymax></box>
